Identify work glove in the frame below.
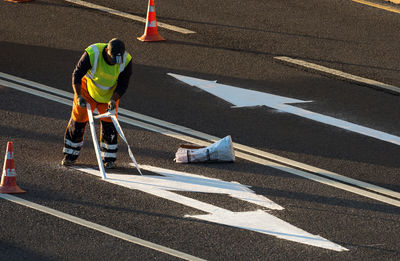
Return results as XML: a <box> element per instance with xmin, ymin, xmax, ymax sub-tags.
<box><xmin>77</xmin><ymin>95</ymin><xmax>86</xmax><ymax>108</ymax></box>
<box><xmin>108</xmin><ymin>99</ymin><xmax>116</xmax><ymax>111</ymax></box>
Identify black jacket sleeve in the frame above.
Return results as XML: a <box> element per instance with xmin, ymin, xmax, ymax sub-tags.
<box><xmin>114</xmin><ymin>60</ymin><xmax>132</xmax><ymax>99</ymax></box>
<box><xmin>72</xmin><ymin>51</ymin><xmax>91</xmax><ymax>85</ymax></box>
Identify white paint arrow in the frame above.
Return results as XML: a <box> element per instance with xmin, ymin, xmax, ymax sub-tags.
<box><xmin>169</xmin><ymin>73</ymin><xmax>311</xmax><ymax>108</ymax></box>
<box><xmin>74</xmin><ymin>165</ymin><xmax>348</xmax><ymax>251</ymax></box>
<box><xmin>168</xmin><ymin>73</ymin><xmax>400</xmax><ymax>146</ymax></box>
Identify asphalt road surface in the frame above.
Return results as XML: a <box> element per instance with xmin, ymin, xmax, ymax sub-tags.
<box><xmin>1</xmin><ymin>0</ymin><xmax>400</xmax><ymax>260</ymax></box>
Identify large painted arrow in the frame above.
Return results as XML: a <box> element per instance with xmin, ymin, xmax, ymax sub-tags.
<box><xmin>75</xmin><ymin>165</ymin><xmax>347</xmax><ymax>251</ymax></box>
<box><xmin>168</xmin><ymin>73</ymin><xmax>400</xmax><ymax>146</ymax></box>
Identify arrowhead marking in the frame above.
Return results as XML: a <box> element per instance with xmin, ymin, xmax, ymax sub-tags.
<box><xmin>74</xmin><ymin>165</ymin><xmax>347</xmax><ymax>251</ymax></box>
<box><xmin>168</xmin><ymin>73</ymin><xmax>400</xmax><ymax>146</ymax></box>
<box><xmin>168</xmin><ymin>73</ymin><xmax>312</xmax><ymax>108</ymax></box>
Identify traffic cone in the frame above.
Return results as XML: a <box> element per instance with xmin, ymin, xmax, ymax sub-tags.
<box><xmin>0</xmin><ymin>142</ymin><xmax>26</xmax><ymax>194</ymax></box>
<box><xmin>138</xmin><ymin>0</ymin><xmax>165</xmax><ymax>42</ymax></box>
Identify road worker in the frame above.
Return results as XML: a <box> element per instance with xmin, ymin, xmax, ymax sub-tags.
<box><xmin>62</xmin><ymin>38</ymin><xmax>133</xmax><ymax>169</ymax></box>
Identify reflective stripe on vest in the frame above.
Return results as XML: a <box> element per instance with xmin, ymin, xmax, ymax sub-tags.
<box><xmin>86</xmin><ymin>45</ymin><xmax>128</xmax><ymax>82</ymax></box>
<box><xmin>88</xmin><ymin>80</ymin><xmax>114</xmax><ymax>91</ymax></box>
<box><xmin>87</xmin><ymin>44</ymin><xmax>99</xmax><ymax>79</ymax></box>
<box><xmin>84</xmin><ymin>43</ymin><xmax>131</xmax><ymax>103</ymax></box>
<box><xmin>119</xmin><ymin>52</ymin><xmax>128</xmax><ymax>74</ymax></box>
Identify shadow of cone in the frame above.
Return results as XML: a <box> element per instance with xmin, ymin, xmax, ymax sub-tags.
<box><xmin>138</xmin><ymin>0</ymin><xmax>165</xmax><ymax>42</ymax></box>
<box><xmin>0</xmin><ymin>142</ymin><xmax>26</xmax><ymax>194</ymax></box>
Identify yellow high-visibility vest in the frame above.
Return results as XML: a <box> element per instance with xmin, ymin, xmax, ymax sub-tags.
<box><xmin>84</xmin><ymin>43</ymin><xmax>132</xmax><ymax>103</ymax></box>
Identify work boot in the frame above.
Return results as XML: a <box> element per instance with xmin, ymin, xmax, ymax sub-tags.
<box><xmin>104</xmin><ymin>161</ymin><xmax>116</xmax><ymax>169</ymax></box>
<box><xmin>61</xmin><ymin>155</ymin><xmax>76</xmax><ymax>166</ymax></box>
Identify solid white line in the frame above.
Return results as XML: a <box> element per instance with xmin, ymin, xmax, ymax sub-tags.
<box><xmin>65</xmin><ymin>0</ymin><xmax>196</xmax><ymax>34</ymax></box>
<box><xmin>116</xmin><ymin>114</ymin><xmax>400</xmax><ymax>201</ymax></box>
<box><xmin>0</xmin><ymin>78</ymin><xmax>72</xmax><ymax>106</ymax></box>
<box><xmin>0</xmin><ymin>72</ymin><xmax>74</xmax><ymax>99</ymax></box>
<box><xmin>234</xmin><ymin>152</ymin><xmax>400</xmax><ymax>207</ymax></box>
<box><xmin>352</xmin><ymin>0</ymin><xmax>400</xmax><ymax>14</ymax></box>
<box><xmin>274</xmin><ymin>56</ymin><xmax>400</xmax><ymax>94</ymax></box>
<box><xmin>1</xmin><ymin>74</ymin><xmax>400</xmax><ymax>206</ymax></box>
<box><xmin>2</xmin><ymin>72</ymin><xmax>398</xmax><ymax>199</ymax></box>
<box><xmin>0</xmin><ymin>194</ymin><xmax>206</xmax><ymax>261</ymax></box>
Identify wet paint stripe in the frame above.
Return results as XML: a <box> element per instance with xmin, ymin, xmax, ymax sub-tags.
<box><xmin>352</xmin><ymin>0</ymin><xmax>400</xmax><ymax>14</ymax></box>
<box><xmin>65</xmin><ymin>0</ymin><xmax>196</xmax><ymax>34</ymax></box>
<box><xmin>0</xmin><ymin>194</ymin><xmax>206</xmax><ymax>261</ymax></box>
<box><xmin>1</xmin><ymin>74</ymin><xmax>400</xmax><ymax>206</ymax></box>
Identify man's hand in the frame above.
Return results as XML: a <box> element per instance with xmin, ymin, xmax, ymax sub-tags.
<box><xmin>77</xmin><ymin>95</ymin><xmax>86</xmax><ymax>108</ymax></box>
<box><xmin>108</xmin><ymin>99</ymin><xmax>116</xmax><ymax>111</ymax></box>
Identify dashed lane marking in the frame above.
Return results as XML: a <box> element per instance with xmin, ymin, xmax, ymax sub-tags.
<box><xmin>65</xmin><ymin>0</ymin><xmax>196</xmax><ymax>34</ymax></box>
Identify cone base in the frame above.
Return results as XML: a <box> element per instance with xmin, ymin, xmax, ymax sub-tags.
<box><xmin>137</xmin><ymin>33</ymin><xmax>165</xmax><ymax>42</ymax></box>
<box><xmin>0</xmin><ymin>185</ymin><xmax>26</xmax><ymax>194</ymax></box>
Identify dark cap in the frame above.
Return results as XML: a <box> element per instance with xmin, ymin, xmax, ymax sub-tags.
<box><xmin>107</xmin><ymin>38</ymin><xmax>125</xmax><ymax>63</ymax></box>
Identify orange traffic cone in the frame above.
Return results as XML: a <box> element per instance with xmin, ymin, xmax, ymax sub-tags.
<box><xmin>0</xmin><ymin>142</ymin><xmax>26</xmax><ymax>194</ymax></box>
<box><xmin>138</xmin><ymin>0</ymin><xmax>165</xmax><ymax>42</ymax></box>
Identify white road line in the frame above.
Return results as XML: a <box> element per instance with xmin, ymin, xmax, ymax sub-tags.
<box><xmin>118</xmin><ymin>113</ymin><xmax>400</xmax><ymax>204</ymax></box>
<box><xmin>233</xmin><ymin>151</ymin><xmax>400</xmax><ymax>207</ymax></box>
<box><xmin>1</xmin><ymin>74</ymin><xmax>400</xmax><ymax>207</ymax></box>
<box><xmin>65</xmin><ymin>0</ymin><xmax>196</xmax><ymax>34</ymax></box>
<box><xmin>0</xmin><ymin>72</ymin><xmax>74</xmax><ymax>99</ymax></box>
<box><xmin>71</xmin><ymin>166</ymin><xmax>348</xmax><ymax>252</ymax></box>
<box><xmin>352</xmin><ymin>0</ymin><xmax>400</xmax><ymax>14</ymax></box>
<box><xmin>274</xmin><ymin>56</ymin><xmax>400</xmax><ymax>94</ymax></box>
<box><xmin>0</xmin><ymin>194</ymin><xmax>206</xmax><ymax>261</ymax></box>
<box><xmin>0</xmin><ymin>78</ymin><xmax>72</xmax><ymax>106</ymax></box>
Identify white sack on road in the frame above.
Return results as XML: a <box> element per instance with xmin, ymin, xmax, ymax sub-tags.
<box><xmin>174</xmin><ymin>135</ymin><xmax>235</xmax><ymax>163</ymax></box>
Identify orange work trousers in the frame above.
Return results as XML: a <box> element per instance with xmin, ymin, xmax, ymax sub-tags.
<box><xmin>63</xmin><ymin>77</ymin><xmax>119</xmax><ymax>162</ymax></box>
<box><xmin>72</xmin><ymin>77</ymin><xmax>119</xmax><ymax>123</ymax></box>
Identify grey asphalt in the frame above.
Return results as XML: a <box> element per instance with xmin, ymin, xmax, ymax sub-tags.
<box><xmin>1</xmin><ymin>0</ymin><xmax>400</xmax><ymax>260</ymax></box>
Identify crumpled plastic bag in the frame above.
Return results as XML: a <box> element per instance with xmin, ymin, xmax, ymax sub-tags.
<box><xmin>174</xmin><ymin>135</ymin><xmax>235</xmax><ymax>163</ymax></box>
